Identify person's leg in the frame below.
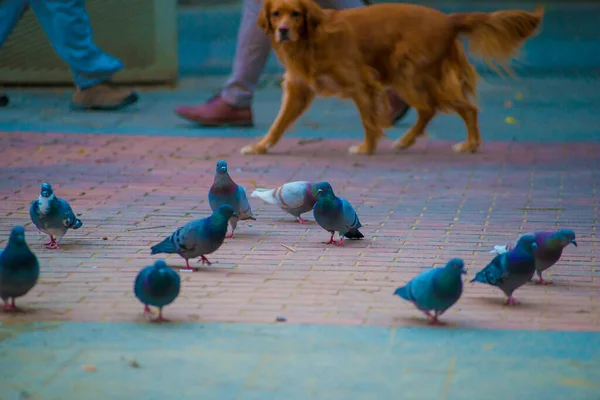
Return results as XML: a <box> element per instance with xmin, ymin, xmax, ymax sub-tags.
<box><xmin>28</xmin><ymin>0</ymin><xmax>138</xmax><ymax>110</ymax></box>
<box><xmin>0</xmin><ymin>0</ymin><xmax>31</xmax><ymax>107</ymax></box>
<box><xmin>175</xmin><ymin>0</ymin><xmax>268</xmax><ymax>126</ymax></box>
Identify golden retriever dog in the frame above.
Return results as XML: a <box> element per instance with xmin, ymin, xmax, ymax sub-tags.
<box><xmin>239</xmin><ymin>0</ymin><xmax>544</xmax><ymax>156</ymax></box>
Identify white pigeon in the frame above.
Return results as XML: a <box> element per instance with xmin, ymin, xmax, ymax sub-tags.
<box><xmin>251</xmin><ymin>181</ymin><xmax>329</xmax><ymax>224</ymax></box>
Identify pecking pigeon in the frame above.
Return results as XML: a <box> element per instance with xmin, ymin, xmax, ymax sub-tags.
<box><xmin>489</xmin><ymin>229</ymin><xmax>577</xmax><ymax>284</ymax></box>
<box><xmin>134</xmin><ymin>260</ymin><xmax>180</xmax><ymax>322</ymax></box>
<box><xmin>208</xmin><ymin>160</ymin><xmax>256</xmax><ymax>238</ymax></box>
<box><xmin>251</xmin><ymin>181</ymin><xmax>329</xmax><ymax>223</ymax></box>
<box><xmin>29</xmin><ymin>182</ymin><xmax>83</xmax><ymax>249</ymax></box>
<box><xmin>312</xmin><ymin>182</ymin><xmax>363</xmax><ymax>245</ymax></box>
<box><xmin>0</xmin><ymin>226</ymin><xmax>40</xmax><ymax>311</ymax></box>
<box><xmin>150</xmin><ymin>205</ymin><xmax>237</xmax><ymax>271</ymax></box>
<box><xmin>472</xmin><ymin>234</ymin><xmax>538</xmax><ymax>305</ymax></box>
<box><xmin>394</xmin><ymin>258</ymin><xmax>466</xmax><ymax>325</ymax></box>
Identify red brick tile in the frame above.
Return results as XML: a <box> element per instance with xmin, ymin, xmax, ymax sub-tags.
<box><xmin>1</xmin><ymin>132</ymin><xmax>599</xmax><ymax>330</ymax></box>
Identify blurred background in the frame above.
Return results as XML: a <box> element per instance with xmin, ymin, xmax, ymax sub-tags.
<box><xmin>1</xmin><ymin>0</ymin><xmax>599</xmax><ymax>86</ymax></box>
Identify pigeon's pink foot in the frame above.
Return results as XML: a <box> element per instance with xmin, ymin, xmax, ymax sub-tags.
<box><xmin>200</xmin><ymin>255</ymin><xmax>212</xmax><ymax>266</ymax></box>
<box><xmin>152</xmin><ymin>309</ymin><xmax>169</xmax><ymax>323</ymax></box>
<box><xmin>323</xmin><ymin>234</ymin><xmax>337</xmax><ymax>245</ymax></box>
<box><xmin>337</xmin><ymin>237</ymin><xmax>345</xmax><ymax>246</ymax></box>
<box><xmin>297</xmin><ymin>217</ymin><xmax>309</xmax><ymax>224</ymax></box>
<box><xmin>422</xmin><ymin>311</ymin><xmax>434</xmax><ymax>319</ymax></box>
<box><xmin>3</xmin><ymin>299</ymin><xmax>18</xmax><ymax>312</ymax></box>
<box><xmin>504</xmin><ymin>296</ymin><xmax>521</xmax><ymax>306</ymax></box>
<box><xmin>144</xmin><ymin>305</ymin><xmax>151</xmax><ymax>313</ymax></box>
<box><xmin>428</xmin><ymin>317</ymin><xmax>447</xmax><ymax>326</ymax></box>
<box><xmin>44</xmin><ymin>237</ymin><xmax>55</xmax><ymax>246</ymax></box>
<box><xmin>226</xmin><ymin>232</ymin><xmax>234</xmax><ymax>239</ymax></box>
<box><xmin>535</xmin><ymin>278</ymin><xmax>552</xmax><ymax>285</ymax></box>
<box><xmin>46</xmin><ymin>241</ymin><xmax>59</xmax><ymax>250</ymax></box>
<box><xmin>181</xmin><ymin>259</ymin><xmax>195</xmax><ymax>272</ymax></box>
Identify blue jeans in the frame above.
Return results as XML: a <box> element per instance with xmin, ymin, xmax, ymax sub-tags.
<box><xmin>0</xmin><ymin>0</ymin><xmax>123</xmax><ymax>89</ymax></box>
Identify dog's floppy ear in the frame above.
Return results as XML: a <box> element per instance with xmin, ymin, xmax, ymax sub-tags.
<box><xmin>302</xmin><ymin>0</ymin><xmax>325</xmax><ymax>35</ymax></box>
<box><xmin>257</xmin><ymin>0</ymin><xmax>272</xmax><ymax>33</ymax></box>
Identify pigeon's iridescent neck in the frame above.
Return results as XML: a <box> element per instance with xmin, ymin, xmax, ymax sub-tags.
<box><xmin>213</xmin><ymin>173</ymin><xmax>233</xmax><ymax>186</ymax></box>
<box><xmin>37</xmin><ymin>194</ymin><xmax>56</xmax><ymax>215</ymax></box>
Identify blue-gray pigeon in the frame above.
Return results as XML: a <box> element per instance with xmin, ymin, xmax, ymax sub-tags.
<box><xmin>0</xmin><ymin>226</ymin><xmax>40</xmax><ymax>312</ymax></box>
<box><xmin>134</xmin><ymin>260</ymin><xmax>180</xmax><ymax>322</ymax></box>
<box><xmin>29</xmin><ymin>182</ymin><xmax>82</xmax><ymax>249</ymax></box>
<box><xmin>489</xmin><ymin>229</ymin><xmax>577</xmax><ymax>285</ymax></box>
<box><xmin>208</xmin><ymin>160</ymin><xmax>256</xmax><ymax>238</ymax></box>
<box><xmin>394</xmin><ymin>258</ymin><xmax>466</xmax><ymax>325</ymax></box>
<box><xmin>251</xmin><ymin>181</ymin><xmax>329</xmax><ymax>223</ymax></box>
<box><xmin>150</xmin><ymin>204</ymin><xmax>237</xmax><ymax>271</ymax></box>
<box><xmin>312</xmin><ymin>182</ymin><xmax>363</xmax><ymax>245</ymax></box>
<box><xmin>472</xmin><ymin>234</ymin><xmax>538</xmax><ymax>305</ymax></box>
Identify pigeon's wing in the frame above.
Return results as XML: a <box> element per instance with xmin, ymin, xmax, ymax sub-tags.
<box><xmin>340</xmin><ymin>198</ymin><xmax>362</xmax><ymax>230</ymax></box>
<box><xmin>29</xmin><ymin>200</ymin><xmax>43</xmax><ymax>230</ymax></box>
<box><xmin>237</xmin><ymin>185</ymin><xmax>255</xmax><ymax>220</ymax></box>
<box><xmin>279</xmin><ymin>182</ymin><xmax>311</xmax><ymax>210</ymax></box>
<box><xmin>408</xmin><ymin>268</ymin><xmax>439</xmax><ymax>296</ymax></box>
<box><xmin>478</xmin><ymin>254</ymin><xmax>509</xmax><ymax>285</ymax></box>
<box><xmin>58</xmin><ymin>199</ymin><xmax>78</xmax><ymax>228</ymax></box>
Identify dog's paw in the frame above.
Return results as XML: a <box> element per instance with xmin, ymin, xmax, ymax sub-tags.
<box><xmin>393</xmin><ymin>136</ymin><xmax>416</xmax><ymax>151</ymax></box>
<box><xmin>240</xmin><ymin>144</ymin><xmax>268</xmax><ymax>155</ymax></box>
<box><xmin>452</xmin><ymin>141</ymin><xmax>479</xmax><ymax>153</ymax></box>
<box><xmin>348</xmin><ymin>144</ymin><xmax>374</xmax><ymax>155</ymax></box>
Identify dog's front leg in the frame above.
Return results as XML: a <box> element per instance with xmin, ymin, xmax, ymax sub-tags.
<box><xmin>349</xmin><ymin>90</ymin><xmax>386</xmax><ymax>155</ymax></box>
<box><xmin>240</xmin><ymin>76</ymin><xmax>315</xmax><ymax>155</ymax></box>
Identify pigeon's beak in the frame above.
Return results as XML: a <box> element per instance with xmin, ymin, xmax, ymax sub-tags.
<box><xmin>572</xmin><ymin>240</ymin><xmax>578</xmax><ymax>247</ymax></box>
<box><xmin>219</xmin><ymin>167</ymin><xmax>227</xmax><ymax>172</ymax></box>
<box><xmin>317</xmin><ymin>189</ymin><xmax>323</xmax><ymax>194</ymax></box>
<box><xmin>232</xmin><ymin>212</ymin><xmax>239</xmax><ymax>218</ymax></box>
<box><xmin>41</xmin><ymin>191</ymin><xmax>50</xmax><ymax>198</ymax></box>
<box><xmin>460</xmin><ymin>269</ymin><xmax>467</xmax><ymax>275</ymax></box>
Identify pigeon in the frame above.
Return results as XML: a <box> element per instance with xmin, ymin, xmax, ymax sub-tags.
<box><xmin>312</xmin><ymin>182</ymin><xmax>363</xmax><ymax>245</ymax></box>
<box><xmin>394</xmin><ymin>258</ymin><xmax>466</xmax><ymax>325</ymax></box>
<box><xmin>0</xmin><ymin>226</ymin><xmax>40</xmax><ymax>312</ymax></box>
<box><xmin>472</xmin><ymin>234</ymin><xmax>538</xmax><ymax>305</ymax></box>
<box><xmin>29</xmin><ymin>182</ymin><xmax>83</xmax><ymax>249</ymax></box>
<box><xmin>488</xmin><ymin>229</ymin><xmax>577</xmax><ymax>285</ymax></box>
<box><xmin>134</xmin><ymin>260</ymin><xmax>180</xmax><ymax>322</ymax></box>
<box><xmin>150</xmin><ymin>204</ymin><xmax>237</xmax><ymax>271</ymax></box>
<box><xmin>251</xmin><ymin>181</ymin><xmax>329</xmax><ymax>223</ymax></box>
<box><xmin>208</xmin><ymin>160</ymin><xmax>256</xmax><ymax>238</ymax></box>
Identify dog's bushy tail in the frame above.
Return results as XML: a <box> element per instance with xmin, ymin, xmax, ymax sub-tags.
<box><xmin>449</xmin><ymin>6</ymin><xmax>544</xmax><ymax>75</ymax></box>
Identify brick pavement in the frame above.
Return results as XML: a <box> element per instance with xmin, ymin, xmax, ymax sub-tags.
<box><xmin>0</xmin><ymin>132</ymin><xmax>598</xmax><ymax>330</ymax></box>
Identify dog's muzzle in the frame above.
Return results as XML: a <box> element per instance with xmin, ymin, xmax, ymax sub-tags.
<box><xmin>278</xmin><ymin>27</ymin><xmax>290</xmax><ymax>41</ymax></box>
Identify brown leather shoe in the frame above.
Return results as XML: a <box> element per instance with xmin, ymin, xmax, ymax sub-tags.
<box><xmin>386</xmin><ymin>90</ymin><xmax>411</xmax><ymax>124</ymax></box>
<box><xmin>175</xmin><ymin>95</ymin><xmax>253</xmax><ymax>127</ymax></box>
<box><xmin>71</xmin><ymin>83</ymin><xmax>139</xmax><ymax>111</ymax></box>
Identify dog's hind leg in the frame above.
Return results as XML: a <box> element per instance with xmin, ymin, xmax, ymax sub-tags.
<box><xmin>240</xmin><ymin>75</ymin><xmax>315</xmax><ymax>155</ymax></box>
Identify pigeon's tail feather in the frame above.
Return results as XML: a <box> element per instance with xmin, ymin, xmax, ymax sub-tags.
<box><xmin>250</xmin><ymin>188</ymin><xmax>278</xmax><ymax>205</ymax></box>
<box><xmin>394</xmin><ymin>286</ymin><xmax>412</xmax><ymax>301</ymax></box>
<box><xmin>344</xmin><ymin>228</ymin><xmax>364</xmax><ymax>240</ymax></box>
<box><xmin>489</xmin><ymin>245</ymin><xmax>508</xmax><ymax>254</ymax></box>
<box><xmin>72</xmin><ymin>218</ymin><xmax>83</xmax><ymax>230</ymax></box>
<box><xmin>470</xmin><ymin>271</ymin><xmax>488</xmax><ymax>284</ymax></box>
<box><xmin>151</xmin><ymin>237</ymin><xmax>177</xmax><ymax>255</ymax></box>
